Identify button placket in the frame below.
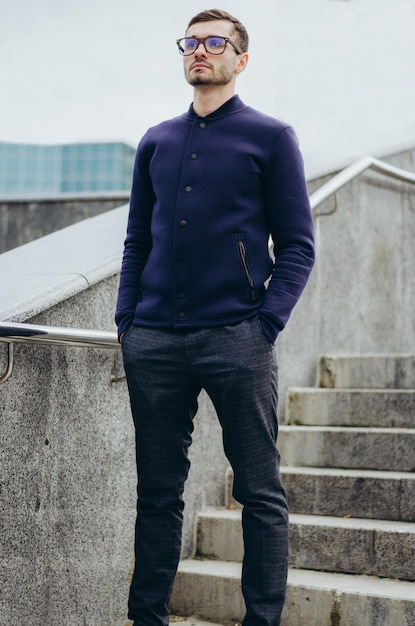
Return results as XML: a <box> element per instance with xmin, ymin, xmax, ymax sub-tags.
<box><xmin>172</xmin><ymin>120</ymin><xmax>206</xmax><ymax>324</ymax></box>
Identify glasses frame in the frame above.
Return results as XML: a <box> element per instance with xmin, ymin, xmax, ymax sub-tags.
<box><xmin>176</xmin><ymin>36</ymin><xmax>243</xmax><ymax>56</ymax></box>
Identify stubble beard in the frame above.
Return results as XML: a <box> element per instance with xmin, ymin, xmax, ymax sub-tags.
<box><xmin>185</xmin><ymin>65</ymin><xmax>234</xmax><ymax>87</ymax></box>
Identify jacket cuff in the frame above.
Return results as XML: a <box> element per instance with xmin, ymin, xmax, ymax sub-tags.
<box><xmin>115</xmin><ymin>317</ymin><xmax>133</xmax><ymax>343</ymax></box>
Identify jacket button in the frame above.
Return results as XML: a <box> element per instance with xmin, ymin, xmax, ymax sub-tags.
<box><xmin>199</xmin><ymin>122</ymin><xmax>206</xmax><ymax>128</ymax></box>
<box><xmin>179</xmin><ymin>219</ymin><xmax>187</xmax><ymax>227</ymax></box>
<box><xmin>179</xmin><ymin>292</ymin><xmax>185</xmax><ymax>299</ymax></box>
<box><xmin>185</xmin><ymin>185</ymin><xmax>192</xmax><ymax>192</ymax></box>
<box><xmin>190</xmin><ymin>153</ymin><xmax>198</xmax><ymax>159</ymax></box>
<box><xmin>179</xmin><ymin>311</ymin><xmax>186</xmax><ymax>318</ymax></box>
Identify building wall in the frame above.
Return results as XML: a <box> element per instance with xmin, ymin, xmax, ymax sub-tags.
<box><xmin>0</xmin><ymin>143</ymin><xmax>62</xmax><ymax>196</ymax></box>
<box><xmin>60</xmin><ymin>142</ymin><xmax>135</xmax><ymax>193</ymax></box>
<box><xmin>0</xmin><ymin>141</ymin><xmax>135</xmax><ymax>197</ymax></box>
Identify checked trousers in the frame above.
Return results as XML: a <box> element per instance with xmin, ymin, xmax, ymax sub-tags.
<box><xmin>121</xmin><ymin>316</ymin><xmax>289</xmax><ymax>626</ymax></box>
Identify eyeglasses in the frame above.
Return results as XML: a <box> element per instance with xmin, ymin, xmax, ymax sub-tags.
<box><xmin>176</xmin><ymin>36</ymin><xmax>243</xmax><ymax>56</ymax></box>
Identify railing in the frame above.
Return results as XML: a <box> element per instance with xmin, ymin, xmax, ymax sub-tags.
<box><xmin>0</xmin><ymin>321</ymin><xmax>119</xmax><ymax>384</ymax></box>
<box><xmin>1</xmin><ymin>155</ymin><xmax>415</xmax><ymax>384</ymax></box>
<box><xmin>309</xmin><ymin>155</ymin><xmax>415</xmax><ymax>211</ymax></box>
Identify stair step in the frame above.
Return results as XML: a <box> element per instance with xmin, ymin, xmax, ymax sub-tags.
<box><xmin>319</xmin><ymin>354</ymin><xmax>415</xmax><ymax>389</ymax></box>
<box><xmin>170</xmin><ymin>560</ymin><xmax>415</xmax><ymax>626</ymax></box>
<box><xmin>196</xmin><ymin>508</ymin><xmax>415</xmax><ymax>580</ymax></box>
<box><xmin>286</xmin><ymin>388</ymin><xmax>415</xmax><ymax>427</ymax></box>
<box><xmin>281</xmin><ymin>466</ymin><xmax>415</xmax><ymax>521</ymax></box>
<box><xmin>225</xmin><ymin>466</ymin><xmax>415</xmax><ymax>521</ymax></box>
<box><xmin>171</xmin><ymin>559</ymin><xmax>244</xmax><ymax>622</ymax></box>
<box><xmin>197</xmin><ymin>508</ymin><xmax>243</xmax><ymax>562</ymax></box>
<box><xmin>171</xmin><ymin>618</ymin><xmax>227</xmax><ymax>626</ymax></box>
<box><xmin>289</xmin><ymin>513</ymin><xmax>415</xmax><ymax>580</ymax></box>
<box><xmin>285</xmin><ymin>568</ymin><xmax>415</xmax><ymax>626</ymax></box>
<box><xmin>279</xmin><ymin>425</ymin><xmax>415</xmax><ymax>471</ymax></box>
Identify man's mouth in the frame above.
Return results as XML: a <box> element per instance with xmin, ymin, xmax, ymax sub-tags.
<box><xmin>190</xmin><ymin>62</ymin><xmax>211</xmax><ymax>71</ymax></box>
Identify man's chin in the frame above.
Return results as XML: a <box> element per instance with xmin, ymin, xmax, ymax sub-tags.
<box><xmin>186</xmin><ymin>73</ymin><xmax>212</xmax><ymax>86</ymax></box>
<box><xmin>188</xmin><ymin>78</ymin><xmax>211</xmax><ymax>86</ymax></box>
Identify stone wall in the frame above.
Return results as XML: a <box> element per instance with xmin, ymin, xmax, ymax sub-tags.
<box><xmin>0</xmin><ymin>278</ymin><xmax>134</xmax><ymax>625</ymax></box>
<box><xmin>0</xmin><ymin>194</ymin><xmax>129</xmax><ymax>253</ymax></box>
<box><xmin>0</xmin><ymin>206</ymin><xmax>228</xmax><ymax>625</ymax></box>
<box><xmin>277</xmin><ymin>147</ymin><xmax>415</xmax><ymax>419</ymax></box>
<box><xmin>0</xmin><ymin>282</ymin><xmax>228</xmax><ymax>626</ymax></box>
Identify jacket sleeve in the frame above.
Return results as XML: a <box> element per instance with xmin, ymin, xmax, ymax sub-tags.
<box><xmin>259</xmin><ymin>126</ymin><xmax>315</xmax><ymax>343</ymax></box>
<box><xmin>115</xmin><ymin>137</ymin><xmax>155</xmax><ymax>340</ymax></box>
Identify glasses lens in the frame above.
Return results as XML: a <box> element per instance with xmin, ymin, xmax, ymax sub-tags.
<box><xmin>204</xmin><ymin>37</ymin><xmax>226</xmax><ymax>54</ymax></box>
<box><xmin>179</xmin><ymin>38</ymin><xmax>198</xmax><ymax>55</ymax></box>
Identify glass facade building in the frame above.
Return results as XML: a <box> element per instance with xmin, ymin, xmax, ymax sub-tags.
<box><xmin>0</xmin><ymin>141</ymin><xmax>136</xmax><ymax>196</ymax></box>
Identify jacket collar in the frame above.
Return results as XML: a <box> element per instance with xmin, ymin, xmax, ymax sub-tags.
<box><xmin>184</xmin><ymin>95</ymin><xmax>246</xmax><ymax>121</ymax></box>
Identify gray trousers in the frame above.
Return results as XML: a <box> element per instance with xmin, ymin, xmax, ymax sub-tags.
<box><xmin>121</xmin><ymin>316</ymin><xmax>289</xmax><ymax>626</ymax></box>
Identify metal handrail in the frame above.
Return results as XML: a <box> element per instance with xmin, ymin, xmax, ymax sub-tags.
<box><xmin>1</xmin><ymin>154</ymin><xmax>415</xmax><ymax>383</ymax></box>
<box><xmin>1</xmin><ymin>343</ymin><xmax>14</xmax><ymax>384</ymax></box>
<box><xmin>309</xmin><ymin>155</ymin><xmax>415</xmax><ymax>211</ymax></box>
<box><xmin>0</xmin><ymin>321</ymin><xmax>118</xmax><ymax>349</ymax></box>
<box><xmin>0</xmin><ymin>321</ymin><xmax>119</xmax><ymax>384</ymax></box>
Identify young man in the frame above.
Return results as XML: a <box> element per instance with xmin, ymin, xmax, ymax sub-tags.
<box><xmin>116</xmin><ymin>9</ymin><xmax>315</xmax><ymax>626</ymax></box>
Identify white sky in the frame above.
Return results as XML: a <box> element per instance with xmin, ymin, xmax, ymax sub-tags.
<box><xmin>1</xmin><ymin>0</ymin><xmax>415</xmax><ymax>175</ymax></box>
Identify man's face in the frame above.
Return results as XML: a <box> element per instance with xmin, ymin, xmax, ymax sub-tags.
<box><xmin>183</xmin><ymin>19</ymin><xmax>243</xmax><ymax>87</ymax></box>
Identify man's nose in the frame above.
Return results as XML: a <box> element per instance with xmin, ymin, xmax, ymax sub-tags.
<box><xmin>194</xmin><ymin>42</ymin><xmax>207</xmax><ymax>55</ymax></box>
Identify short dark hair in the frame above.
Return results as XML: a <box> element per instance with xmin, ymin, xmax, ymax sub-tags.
<box><xmin>186</xmin><ymin>9</ymin><xmax>249</xmax><ymax>52</ymax></box>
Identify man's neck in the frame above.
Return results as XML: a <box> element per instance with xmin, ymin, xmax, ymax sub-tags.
<box><xmin>192</xmin><ymin>85</ymin><xmax>236</xmax><ymax>117</ymax></box>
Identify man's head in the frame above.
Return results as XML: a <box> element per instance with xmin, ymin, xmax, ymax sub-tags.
<box><xmin>179</xmin><ymin>9</ymin><xmax>249</xmax><ymax>89</ymax></box>
<box><xmin>186</xmin><ymin>9</ymin><xmax>249</xmax><ymax>53</ymax></box>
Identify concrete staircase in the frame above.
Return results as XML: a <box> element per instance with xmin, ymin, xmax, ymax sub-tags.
<box><xmin>170</xmin><ymin>354</ymin><xmax>415</xmax><ymax>626</ymax></box>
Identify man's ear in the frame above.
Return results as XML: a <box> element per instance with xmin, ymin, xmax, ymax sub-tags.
<box><xmin>235</xmin><ymin>52</ymin><xmax>249</xmax><ymax>75</ymax></box>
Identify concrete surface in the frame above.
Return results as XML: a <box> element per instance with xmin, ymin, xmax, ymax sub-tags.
<box><xmin>173</xmin><ymin>349</ymin><xmax>415</xmax><ymax>625</ymax></box>
<box><xmin>0</xmin><ymin>277</ymin><xmax>136</xmax><ymax>626</ymax></box>
<box><xmin>278</xmin><ymin>425</ymin><xmax>415</xmax><ymax>471</ymax></box>
<box><xmin>281</xmin><ymin>466</ymin><xmax>415</xmax><ymax>522</ymax></box>
<box><xmin>171</xmin><ymin>560</ymin><xmax>415</xmax><ymax>626</ymax></box>
<box><xmin>0</xmin><ymin>203</ymin><xmax>129</xmax><ymax>322</ymax></box>
<box><xmin>195</xmin><ymin>508</ymin><xmax>415</xmax><ymax>580</ymax></box>
<box><xmin>171</xmin><ymin>560</ymin><xmax>245</xmax><ymax>621</ymax></box>
<box><xmin>278</xmin><ymin>147</ymin><xmax>415</xmax><ymax>421</ymax></box>
<box><xmin>225</xmin><ymin>463</ymin><xmax>415</xmax><ymax>521</ymax></box>
<box><xmin>170</xmin><ymin>619</ymin><xmax>233</xmax><ymax>626</ymax></box>
<box><xmin>319</xmin><ymin>354</ymin><xmax>415</xmax><ymax>389</ymax></box>
<box><xmin>0</xmin><ymin>194</ymin><xmax>129</xmax><ymax>253</ymax></box>
<box><xmin>289</xmin><ymin>514</ymin><xmax>415</xmax><ymax>580</ymax></box>
<box><xmin>286</xmin><ymin>388</ymin><xmax>415</xmax><ymax>427</ymax></box>
<box><xmin>197</xmin><ymin>508</ymin><xmax>244</xmax><ymax>563</ymax></box>
<box><xmin>0</xmin><ymin>207</ymin><xmax>229</xmax><ymax>624</ymax></box>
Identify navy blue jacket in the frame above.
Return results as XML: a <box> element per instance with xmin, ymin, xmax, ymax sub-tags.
<box><xmin>115</xmin><ymin>96</ymin><xmax>315</xmax><ymax>343</ymax></box>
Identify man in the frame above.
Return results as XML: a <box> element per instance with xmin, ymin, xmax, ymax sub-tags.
<box><xmin>116</xmin><ymin>9</ymin><xmax>314</xmax><ymax>626</ymax></box>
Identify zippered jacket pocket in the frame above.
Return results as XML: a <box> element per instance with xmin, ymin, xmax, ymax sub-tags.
<box><xmin>236</xmin><ymin>235</ymin><xmax>256</xmax><ymax>302</ymax></box>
